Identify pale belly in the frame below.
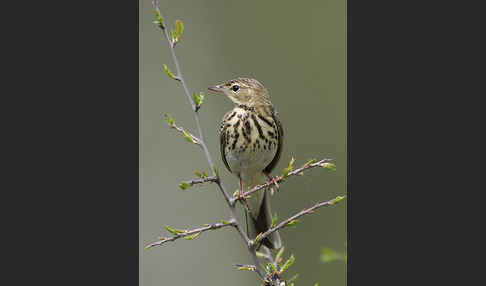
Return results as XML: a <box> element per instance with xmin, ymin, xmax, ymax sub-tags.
<box><xmin>225</xmin><ymin>145</ymin><xmax>276</xmax><ymax>178</ymax></box>
<box><xmin>225</xmin><ymin>145</ymin><xmax>276</xmax><ymax>218</ymax></box>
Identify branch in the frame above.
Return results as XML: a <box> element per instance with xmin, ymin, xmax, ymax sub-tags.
<box><xmin>255</xmin><ymin>196</ymin><xmax>346</xmax><ymax>247</ymax></box>
<box><xmin>145</xmin><ymin>220</ymin><xmax>236</xmax><ymax>249</ymax></box>
<box><xmin>183</xmin><ymin>176</ymin><xmax>218</xmax><ymax>186</ymax></box>
<box><xmin>153</xmin><ymin>0</ymin><xmax>231</xmax><ymax>203</ymax></box>
<box><xmin>152</xmin><ymin>0</ymin><xmax>264</xmax><ymax>278</ymax></box>
<box><xmin>237</xmin><ymin>159</ymin><xmax>333</xmax><ymax>200</ymax></box>
<box><xmin>165</xmin><ymin>116</ymin><xmax>201</xmax><ymax>145</ymax></box>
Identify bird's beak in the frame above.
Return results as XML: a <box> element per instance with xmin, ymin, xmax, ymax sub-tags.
<box><xmin>208</xmin><ymin>84</ymin><xmax>225</xmax><ymax>93</ymax></box>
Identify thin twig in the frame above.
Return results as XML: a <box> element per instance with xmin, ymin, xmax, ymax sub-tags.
<box><xmin>145</xmin><ymin>220</ymin><xmax>236</xmax><ymax>248</ymax></box>
<box><xmin>256</xmin><ymin>196</ymin><xmax>346</xmax><ymax>247</ymax></box>
<box><xmin>167</xmin><ymin>121</ymin><xmax>201</xmax><ymax>145</ymax></box>
<box><xmin>238</xmin><ymin>159</ymin><xmax>333</xmax><ymax>200</ymax></box>
<box><xmin>183</xmin><ymin>176</ymin><xmax>219</xmax><ymax>187</ymax></box>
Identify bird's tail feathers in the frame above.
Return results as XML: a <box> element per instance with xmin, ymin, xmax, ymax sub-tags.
<box><xmin>243</xmin><ymin>172</ymin><xmax>282</xmax><ymax>250</ymax></box>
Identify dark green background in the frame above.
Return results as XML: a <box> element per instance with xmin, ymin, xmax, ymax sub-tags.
<box><xmin>140</xmin><ymin>0</ymin><xmax>346</xmax><ymax>285</ymax></box>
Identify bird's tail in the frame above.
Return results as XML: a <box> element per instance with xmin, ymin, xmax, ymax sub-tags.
<box><xmin>242</xmin><ymin>172</ymin><xmax>282</xmax><ymax>250</ymax></box>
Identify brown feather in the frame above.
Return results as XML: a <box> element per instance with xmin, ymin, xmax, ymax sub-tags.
<box><xmin>219</xmin><ymin>110</ymin><xmax>234</xmax><ymax>174</ymax></box>
<box><xmin>263</xmin><ymin>111</ymin><xmax>283</xmax><ymax>174</ymax></box>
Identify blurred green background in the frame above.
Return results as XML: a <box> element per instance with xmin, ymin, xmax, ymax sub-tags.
<box><xmin>139</xmin><ymin>0</ymin><xmax>346</xmax><ymax>285</ymax></box>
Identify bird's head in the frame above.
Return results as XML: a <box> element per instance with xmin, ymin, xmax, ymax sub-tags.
<box><xmin>208</xmin><ymin>78</ymin><xmax>271</xmax><ymax>107</ymax></box>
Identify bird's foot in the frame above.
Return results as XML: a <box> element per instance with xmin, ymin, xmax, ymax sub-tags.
<box><xmin>264</xmin><ymin>173</ymin><xmax>280</xmax><ymax>195</ymax></box>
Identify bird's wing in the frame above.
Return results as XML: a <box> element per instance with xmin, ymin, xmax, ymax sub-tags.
<box><xmin>219</xmin><ymin>110</ymin><xmax>233</xmax><ymax>174</ymax></box>
<box><xmin>264</xmin><ymin>111</ymin><xmax>283</xmax><ymax>174</ymax></box>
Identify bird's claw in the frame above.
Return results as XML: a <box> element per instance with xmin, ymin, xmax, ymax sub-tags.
<box><xmin>265</xmin><ymin>174</ymin><xmax>280</xmax><ymax>193</ymax></box>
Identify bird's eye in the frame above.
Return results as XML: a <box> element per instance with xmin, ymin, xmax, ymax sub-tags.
<box><xmin>232</xmin><ymin>85</ymin><xmax>240</xmax><ymax>92</ymax></box>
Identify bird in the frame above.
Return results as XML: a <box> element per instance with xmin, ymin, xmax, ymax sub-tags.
<box><xmin>208</xmin><ymin>77</ymin><xmax>283</xmax><ymax>250</ymax></box>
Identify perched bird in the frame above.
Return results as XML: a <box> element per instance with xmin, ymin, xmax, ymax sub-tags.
<box><xmin>208</xmin><ymin>78</ymin><xmax>283</xmax><ymax>250</ymax></box>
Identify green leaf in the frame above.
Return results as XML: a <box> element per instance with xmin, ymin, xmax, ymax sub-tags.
<box><xmin>192</xmin><ymin>92</ymin><xmax>205</xmax><ymax>110</ymax></box>
<box><xmin>253</xmin><ymin>232</ymin><xmax>263</xmax><ymax>244</ymax></box>
<box><xmin>267</xmin><ymin>262</ymin><xmax>277</xmax><ymax>273</ymax></box>
<box><xmin>320</xmin><ymin>247</ymin><xmax>341</xmax><ymax>263</ymax></box>
<box><xmin>271</xmin><ymin>212</ymin><xmax>278</xmax><ymax>228</ymax></box>
<box><xmin>182</xmin><ymin>130</ymin><xmax>194</xmax><ymax>143</ymax></box>
<box><xmin>329</xmin><ymin>195</ymin><xmax>346</xmax><ymax>206</ymax></box>
<box><xmin>194</xmin><ymin>170</ymin><xmax>202</xmax><ymax>178</ymax></box>
<box><xmin>288</xmin><ymin>273</ymin><xmax>299</xmax><ymax>284</ymax></box>
<box><xmin>322</xmin><ymin>162</ymin><xmax>337</xmax><ymax>171</ymax></box>
<box><xmin>170</xmin><ymin>28</ymin><xmax>176</xmax><ymax>42</ymax></box>
<box><xmin>164</xmin><ymin>113</ymin><xmax>175</xmax><ymax>126</ymax></box>
<box><xmin>163</xmin><ymin>64</ymin><xmax>177</xmax><ymax>80</ymax></box>
<box><xmin>165</xmin><ymin>225</ymin><xmax>186</xmax><ymax>235</ymax></box>
<box><xmin>198</xmin><ymin>93</ymin><xmax>205</xmax><ymax>107</ymax></box>
<box><xmin>275</xmin><ymin>247</ymin><xmax>285</xmax><ymax>263</ymax></box>
<box><xmin>221</xmin><ymin>219</ymin><xmax>231</xmax><ymax>225</ymax></box>
<box><xmin>286</xmin><ymin>219</ymin><xmax>299</xmax><ymax>227</ymax></box>
<box><xmin>201</xmin><ymin>171</ymin><xmax>208</xmax><ymax>178</ymax></box>
<box><xmin>305</xmin><ymin>158</ymin><xmax>316</xmax><ymax>167</ymax></box>
<box><xmin>192</xmin><ymin>92</ymin><xmax>200</xmax><ymax>106</ymax></box>
<box><xmin>179</xmin><ymin>182</ymin><xmax>190</xmax><ymax>190</ymax></box>
<box><xmin>235</xmin><ymin>264</ymin><xmax>255</xmax><ymax>271</ymax></box>
<box><xmin>184</xmin><ymin>232</ymin><xmax>201</xmax><ymax>240</ymax></box>
<box><xmin>282</xmin><ymin>157</ymin><xmax>295</xmax><ymax>178</ymax></box>
<box><xmin>279</xmin><ymin>254</ymin><xmax>295</xmax><ymax>273</ymax></box>
<box><xmin>213</xmin><ymin>165</ymin><xmax>219</xmax><ymax>177</ymax></box>
<box><xmin>175</xmin><ymin>20</ymin><xmax>184</xmax><ymax>39</ymax></box>
<box><xmin>153</xmin><ymin>10</ymin><xmax>163</xmax><ymax>26</ymax></box>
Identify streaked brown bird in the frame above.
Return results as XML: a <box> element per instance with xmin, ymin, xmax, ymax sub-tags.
<box><xmin>208</xmin><ymin>78</ymin><xmax>283</xmax><ymax>250</ymax></box>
